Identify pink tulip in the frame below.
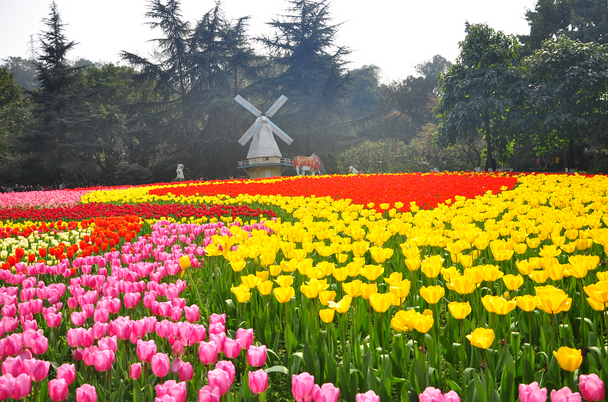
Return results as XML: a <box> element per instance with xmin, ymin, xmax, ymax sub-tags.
<box><xmin>223</xmin><ymin>338</ymin><xmax>241</xmax><ymax>359</ymax></box>
<box><xmin>46</xmin><ymin>312</ymin><xmax>62</xmax><ymax>328</ymax></box>
<box><xmin>216</xmin><ymin>360</ymin><xmax>236</xmax><ymax>383</ymax></box>
<box><xmin>312</xmin><ymin>383</ymin><xmax>340</xmax><ymax>402</ymax></box>
<box><xmin>236</xmin><ymin>328</ymin><xmax>254</xmax><ymax>350</ymax></box>
<box><xmin>92</xmin><ymin>323</ymin><xmax>108</xmax><ymax>339</ymax></box>
<box><xmin>208</xmin><ymin>368</ymin><xmax>231</xmax><ymax>396</ymax></box>
<box><xmin>27</xmin><ymin>359</ymin><xmax>50</xmax><ymax>382</ymax></box>
<box><xmin>199</xmin><ymin>341</ymin><xmax>218</xmax><ymax>365</ymax></box>
<box><xmin>49</xmin><ymin>378</ymin><xmax>69</xmax><ymax>402</ymax></box>
<box><xmin>247</xmin><ymin>345</ymin><xmax>267</xmax><ymax>367</ymax></box>
<box><xmin>2</xmin><ymin>356</ymin><xmax>24</xmax><ymax>377</ymax></box>
<box><xmin>93</xmin><ymin>308</ymin><xmax>109</xmax><ymax>324</ymax></box>
<box><xmin>137</xmin><ymin>339</ymin><xmax>157</xmax><ymax>363</ymax></box>
<box><xmin>71</xmin><ymin>311</ymin><xmax>87</xmax><ymax>326</ymax></box>
<box><xmin>130</xmin><ymin>363</ymin><xmax>142</xmax><ymax>380</ymax></box>
<box><xmin>172</xmin><ymin>340</ymin><xmax>184</xmax><ymax>357</ymax></box>
<box><xmin>292</xmin><ymin>372</ymin><xmax>316</xmax><ymax>402</ymax></box>
<box><xmin>178</xmin><ymin>361</ymin><xmax>193</xmax><ymax>382</ymax></box>
<box><xmin>184</xmin><ymin>305</ymin><xmax>199</xmax><ymax>323</ymax></box>
<box><xmin>76</xmin><ymin>383</ymin><xmax>97</xmax><ymax>402</ymax></box>
<box><xmin>98</xmin><ymin>336</ymin><xmax>117</xmax><ymax>353</ymax></box>
<box><xmin>12</xmin><ymin>373</ymin><xmax>31</xmax><ymax>400</ymax></box>
<box><xmin>56</xmin><ymin>363</ymin><xmax>75</xmax><ymax>385</ymax></box>
<box><xmin>444</xmin><ymin>390</ymin><xmax>461</xmax><ymax>402</ymax></box>
<box><xmin>155</xmin><ymin>380</ymin><xmax>187</xmax><ymax>402</ymax></box>
<box><xmin>550</xmin><ymin>387</ymin><xmax>581</xmax><ymax>402</ymax></box>
<box><xmin>151</xmin><ymin>353</ymin><xmax>170</xmax><ymax>378</ymax></box>
<box><xmin>419</xmin><ymin>387</ymin><xmax>444</xmax><ymax>402</ymax></box>
<box><xmin>519</xmin><ymin>382</ymin><xmax>547</xmax><ymax>402</ymax></box>
<box><xmin>155</xmin><ymin>395</ymin><xmax>176</xmax><ymax>402</ymax></box>
<box><xmin>94</xmin><ymin>349</ymin><xmax>115</xmax><ymax>372</ymax></box>
<box><xmin>124</xmin><ymin>293</ymin><xmax>141</xmax><ymax>309</ymax></box>
<box><xmin>0</xmin><ymin>374</ymin><xmax>15</xmax><ymax>400</ymax></box>
<box><xmin>198</xmin><ymin>385</ymin><xmax>221</xmax><ymax>402</ymax></box>
<box><xmin>209</xmin><ymin>313</ymin><xmax>226</xmax><ymax>325</ymax></box>
<box><xmin>356</xmin><ymin>390</ymin><xmax>380</xmax><ymax>402</ymax></box>
<box><xmin>248</xmin><ymin>369</ymin><xmax>268</xmax><ymax>394</ymax></box>
<box><xmin>579</xmin><ymin>374</ymin><xmax>604</xmax><ymax>401</ymax></box>
<box><xmin>209</xmin><ymin>323</ymin><xmax>225</xmax><ymax>335</ymax></box>
<box><xmin>209</xmin><ymin>333</ymin><xmax>226</xmax><ymax>351</ymax></box>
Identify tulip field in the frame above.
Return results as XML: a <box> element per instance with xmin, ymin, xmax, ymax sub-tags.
<box><xmin>1</xmin><ymin>172</ymin><xmax>608</xmax><ymax>402</ymax></box>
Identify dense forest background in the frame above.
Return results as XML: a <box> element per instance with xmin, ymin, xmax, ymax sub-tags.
<box><xmin>1</xmin><ymin>0</ymin><xmax>608</xmax><ymax>187</ymax></box>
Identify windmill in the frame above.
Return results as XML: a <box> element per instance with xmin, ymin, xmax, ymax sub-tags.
<box><xmin>235</xmin><ymin>95</ymin><xmax>294</xmax><ymax>179</ymax></box>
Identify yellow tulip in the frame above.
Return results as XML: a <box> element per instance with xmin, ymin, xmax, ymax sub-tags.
<box><xmin>256</xmin><ymin>281</ymin><xmax>274</xmax><ymax>296</ymax></box>
<box><xmin>419</xmin><ymin>285</ymin><xmax>445</xmax><ymax>304</ymax></box>
<box><xmin>448</xmin><ymin>301</ymin><xmax>471</xmax><ymax>319</ymax></box>
<box><xmin>545</xmin><ymin>263</ymin><xmax>567</xmax><ymax>281</ymax></box>
<box><xmin>328</xmin><ymin>295</ymin><xmax>352</xmax><ymax>313</ymax></box>
<box><xmin>319</xmin><ymin>308</ymin><xmax>335</xmax><ymax>323</ymax></box>
<box><xmin>539</xmin><ymin>245</ymin><xmax>561</xmax><ymax>258</ymax></box>
<box><xmin>230</xmin><ymin>260</ymin><xmax>247</xmax><ymax>273</ymax></box>
<box><xmin>390</xmin><ymin>279</ymin><xmax>411</xmax><ymax>299</ymax></box>
<box><xmin>583</xmin><ymin>281</ymin><xmax>608</xmax><ymax>304</ymax></box>
<box><xmin>360</xmin><ymin>283</ymin><xmax>378</xmax><ymax>300</ymax></box>
<box><xmin>369</xmin><ymin>246</ymin><xmax>394</xmax><ymax>263</ymax></box>
<box><xmin>256</xmin><ymin>270</ymin><xmax>269</xmax><ymax>282</ymax></box>
<box><xmin>351</xmin><ymin>241</ymin><xmax>369</xmax><ymax>257</ymax></box>
<box><xmin>273</xmin><ymin>276</ymin><xmax>292</xmax><ymax>289</ymax></box>
<box><xmin>587</xmin><ymin>297</ymin><xmax>606</xmax><ymax>311</ymax></box>
<box><xmin>513</xmin><ymin>243</ymin><xmax>528</xmax><ymax>255</ymax></box>
<box><xmin>516</xmin><ymin>260</ymin><xmax>534</xmax><ymax>276</ymax></box>
<box><xmin>241</xmin><ymin>274</ymin><xmax>262</xmax><ymax>289</ymax></box>
<box><xmin>316</xmin><ymin>261</ymin><xmax>335</xmax><ymax>277</ymax></box>
<box><xmin>481</xmin><ymin>295</ymin><xmax>517</xmax><ymax>315</ymax></box>
<box><xmin>529</xmin><ymin>270</ymin><xmax>549</xmax><ymax>284</ymax></box>
<box><xmin>482</xmin><ymin>265</ymin><xmax>504</xmax><ymax>282</ymax></box>
<box><xmin>384</xmin><ymin>272</ymin><xmax>403</xmax><ymax>286</ymax></box>
<box><xmin>369</xmin><ymin>292</ymin><xmax>392</xmax><ymax>313</ymax></box>
<box><xmin>342</xmin><ymin>280</ymin><xmax>362</xmax><ymax>298</ymax></box>
<box><xmin>502</xmin><ymin>274</ymin><xmax>524</xmax><ymax>291</ymax></box>
<box><xmin>516</xmin><ymin>295</ymin><xmax>538</xmax><ymax>312</ymax></box>
<box><xmin>318</xmin><ymin>290</ymin><xmax>337</xmax><ymax>306</ymax></box>
<box><xmin>535</xmin><ymin>286</ymin><xmax>572</xmax><ymax>314</ymax></box>
<box><xmin>446</xmin><ymin>274</ymin><xmax>477</xmax><ymax>295</ymax></box>
<box><xmin>413</xmin><ymin>314</ymin><xmax>434</xmax><ymax>333</ymax></box>
<box><xmin>179</xmin><ymin>255</ymin><xmax>191</xmax><ymax>270</ymax></box>
<box><xmin>391</xmin><ymin>309</ymin><xmax>416</xmax><ymax>332</ymax></box>
<box><xmin>360</xmin><ymin>264</ymin><xmax>384</xmax><ymax>281</ymax></box>
<box><xmin>280</xmin><ymin>258</ymin><xmax>298</xmax><ymax>273</ymax></box>
<box><xmin>332</xmin><ymin>267</ymin><xmax>349</xmax><ymax>282</ymax></box>
<box><xmin>466</xmin><ymin>327</ymin><xmax>495</xmax><ymax>349</ymax></box>
<box><xmin>405</xmin><ymin>258</ymin><xmax>421</xmax><ymax>272</ymax></box>
<box><xmin>273</xmin><ymin>286</ymin><xmax>295</xmax><ymax>303</ymax></box>
<box><xmin>421</xmin><ymin>255</ymin><xmax>444</xmax><ymax>278</ymax></box>
<box><xmin>231</xmin><ymin>285</ymin><xmax>251</xmax><ymax>303</ymax></box>
<box><xmin>300</xmin><ymin>278</ymin><xmax>328</xmax><ymax>299</ymax></box>
<box><xmin>553</xmin><ymin>346</ymin><xmax>583</xmax><ymax>372</ymax></box>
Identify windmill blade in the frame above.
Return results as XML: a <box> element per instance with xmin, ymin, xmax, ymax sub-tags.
<box><xmin>267</xmin><ymin>119</ymin><xmax>293</xmax><ymax>145</ymax></box>
<box><xmin>265</xmin><ymin>95</ymin><xmax>288</xmax><ymax>118</ymax></box>
<box><xmin>235</xmin><ymin>95</ymin><xmax>262</xmax><ymax>117</ymax></box>
<box><xmin>238</xmin><ymin>119</ymin><xmax>263</xmax><ymax>145</ymax></box>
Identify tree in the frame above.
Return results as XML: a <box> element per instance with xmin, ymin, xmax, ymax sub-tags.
<box><xmin>1</xmin><ymin>57</ymin><xmax>38</xmax><ymax>90</ymax></box>
<box><xmin>122</xmin><ymin>0</ymin><xmax>256</xmax><ymax>180</ymax></box>
<box><xmin>435</xmin><ymin>23</ymin><xmax>523</xmax><ymax>170</ymax></box>
<box><xmin>523</xmin><ymin>35</ymin><xmax>608</xmax><ymax>170</ymax></box>
<box><xmin>0</xmin><ymin>67</ymin><xmax>28</xmax><ymax>154</ymax></box>
<box><xmin>258</xmin><ymin>0</ymin><xmax>352</xmax><ymax>155</ymax></box>
<box><xmin>521</xmin><ymin>0</ymin><xmax>608</xmax><ymax>52</ymax></box>
<box><xmin>19</xmin><ymin>1</ymin><xmax>104</xmax><ymax>186</ymax></box>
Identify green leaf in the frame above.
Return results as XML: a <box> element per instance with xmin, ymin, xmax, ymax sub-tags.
<box><xmin>265</xmin><ymin>365</ymin><xmax>289</xmax><ymax>375</ymax></box>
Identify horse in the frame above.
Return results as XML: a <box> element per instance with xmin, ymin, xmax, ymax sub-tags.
<box><xmin>348</xmin><ymin>166</ymin><xmax>364</xmax><ymax>174</ymax></box>
<box><xmin>293</xmin><ymin>154</ymin><xmax>326</xmax><ymax>176</ymax></box>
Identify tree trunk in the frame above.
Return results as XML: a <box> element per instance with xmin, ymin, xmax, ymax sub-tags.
<box><xmin>485</xmin><ymin>114</ymin><xmax>493</xmax><ymax>171</ymax></box>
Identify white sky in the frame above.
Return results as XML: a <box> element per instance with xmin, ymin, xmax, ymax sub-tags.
<box><xmin>0</xmin><ymin>0</ymin><xmax>537</xmax><ymax>82</ymax></box>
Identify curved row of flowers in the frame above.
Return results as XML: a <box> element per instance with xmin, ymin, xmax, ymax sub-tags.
<box><xmin>0</xmin><ymin>172</ymin><xmax>606</xmax><ymax>402</ymax></box>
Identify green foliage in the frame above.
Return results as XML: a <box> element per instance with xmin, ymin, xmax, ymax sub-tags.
<box><xmin>0</xmin><ymin>67</ymin><xmax>28</xmax><ymax>154</ymax></box>
<box><xmin>521</xmin><ymin>0</ymin><xmax>608</xmax><ymax>52</ymax></box>
<box><xmin>435</xmin><ymin>23</ymin><xmax>522</xmax><ymax>169</ymax></box>
<box><xmin>522</xmin><ymin>35</ymin><xmax>608</xmax><ymax>169</ymax></box>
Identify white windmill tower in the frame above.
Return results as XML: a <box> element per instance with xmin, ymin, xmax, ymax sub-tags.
<box><xmin>235</xmin><ymin>95</ymin><xmax>294</xmax><ymax>179</ymax></box>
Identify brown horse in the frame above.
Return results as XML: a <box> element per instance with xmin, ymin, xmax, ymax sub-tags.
<box><xmin>292</xmin><ymin>154</ymin><xmax>325</xmax><ymax>176</ymax></box>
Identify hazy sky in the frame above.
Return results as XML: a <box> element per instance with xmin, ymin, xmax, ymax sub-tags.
<box><xmin>0</xmin><ymin>0</ymin><xmax>537</xmax><ymax>81</ymax></box>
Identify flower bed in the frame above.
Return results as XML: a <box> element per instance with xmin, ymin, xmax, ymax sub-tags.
<box><xmin>0</xmin><ymin>172</ymin><xmax>606</xmax><ymax>402</ymax></box>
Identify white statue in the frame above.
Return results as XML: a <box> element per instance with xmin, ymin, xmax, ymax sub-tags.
<box><xmin>175</xmin><ymin>164</ymin><xmax>184</xmax><ymax>180</ymax></box>
<box><xmin>348</xmin><ymin>166</ymin><xmax>364</xmax><ymax>174</ymax></box>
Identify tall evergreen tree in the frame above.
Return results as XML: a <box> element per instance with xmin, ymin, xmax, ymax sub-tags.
<box><xmin>20</xmin><ymin>2</ymin><xmax>104</xmax><ymax>185</ymax></box>
<box><xmin>122</xmin><ymin>0</ymin><xmax>257</xmax><ymax>180</ymax></box>
<box><xmin>258</xmin><ymin>0</ymin><xmax>351</xmax><ymax>155</ymax></box>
